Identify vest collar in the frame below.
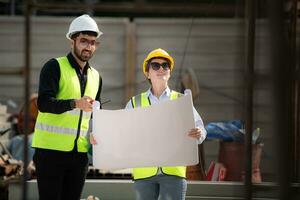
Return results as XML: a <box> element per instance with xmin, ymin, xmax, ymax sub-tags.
<box><xmin>146</xmin><ymin>87</ymin><xmax>171</xmax><ymax>99</ymax></box>
<box><xmin>67</xmin><ymin>52</ymin><xmax>91</xmax><ymax>72</ymax></box>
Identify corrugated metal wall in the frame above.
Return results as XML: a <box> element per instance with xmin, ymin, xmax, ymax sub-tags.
<box><xmin>0</xmin><ymin>16</ymin><xmax>276</xmax><ymax>181</ymax></box>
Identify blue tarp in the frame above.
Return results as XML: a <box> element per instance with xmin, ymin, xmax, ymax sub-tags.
<box><xmin>205</xmin><ymin>120</ymin><xmax>245</xmax><ymax>142</ymax></box>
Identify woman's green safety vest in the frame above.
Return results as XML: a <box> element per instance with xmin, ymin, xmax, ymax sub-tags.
<box><xmin>131</xmin><ymin>90</ymin><xmax>186</xmax><ymax>180</ymax></box>
<box><xmin>32</xmin><ymin>56</ymin><xmax>99</xmax><ymax>152</ymax></box>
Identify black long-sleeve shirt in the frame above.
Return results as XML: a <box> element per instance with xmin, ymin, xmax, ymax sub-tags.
<box><xmin>37</xmin><ymin>53</ymin><xmax>102</xmax><ymax>113</ymax></box>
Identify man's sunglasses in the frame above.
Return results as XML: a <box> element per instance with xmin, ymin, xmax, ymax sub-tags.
<box><xmin>149</xmin><ymin>62</ymin><xmax>171</xmax><ymax>71</ymax></box>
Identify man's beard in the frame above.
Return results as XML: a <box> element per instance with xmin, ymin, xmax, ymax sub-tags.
<box><xmin>73</xmin><ymin>43</ymin><xmax>93</xmax><ymax>62</ymax></box>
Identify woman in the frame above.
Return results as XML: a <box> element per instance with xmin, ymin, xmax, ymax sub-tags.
<box><xmin>126</xmin><ymin>48</ymin><xmax>206</xmax><ymax>200</ymax></box>
<box><xmin>90</xmin><ymin>48</ymin><xmax>206</xmax><ymax>199</ymax></box>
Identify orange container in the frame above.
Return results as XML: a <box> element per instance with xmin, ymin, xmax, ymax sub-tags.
<box><xmin>218</xmin><ymin>141</ymin><xmax>262</xmax><ymax>182</ymax></box>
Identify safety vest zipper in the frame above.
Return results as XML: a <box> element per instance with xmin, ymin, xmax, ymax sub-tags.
<box><xmin>73</xmin><ymin>109</ymin><xmax>83</xmax><ymax>151</ymax></box>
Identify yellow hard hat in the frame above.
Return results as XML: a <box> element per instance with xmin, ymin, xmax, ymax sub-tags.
<box><xmin>142</xmin><ymin>48</ymin><xmax>174</xmax><ymax>76</ymax></box>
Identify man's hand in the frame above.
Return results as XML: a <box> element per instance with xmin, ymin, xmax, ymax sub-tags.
<box><xmin>27</xmin><ymin>160</ymin><xmax>36</xmax><ymax>177</ymax></box>
<box><xmin>188</xmin><ymin>127</ymin><xmax>202</xmax><ymax>140</ymax></box>
<box><xmin>90</xmin><ymin>133</ymin><xmax>97</xmax><ymax>145</ymax></box>
<box><xmin>75</xmin><ymin>96</ymin><xmax>94</xmax><ymax>112</ymax></box>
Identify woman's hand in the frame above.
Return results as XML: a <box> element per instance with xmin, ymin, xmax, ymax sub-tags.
<box><xmin>90</xmin><ymin>133</ymin><xmax>98</xmax><ymax>145</ymax></box>
<box><xmin>188</xmin><ymin>127</ymin><xmax>201</xmax><ymax>140</ymax></box>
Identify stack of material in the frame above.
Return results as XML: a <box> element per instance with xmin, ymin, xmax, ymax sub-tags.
<box><xmin>0</xmin><ymin>104</ymin><xmax>10</xmax><ymax>145</ymax></box>
<box><xmin>0</xmin><ymin>104</ymin><xmax>9</xmax><ymax>132</ymax></box>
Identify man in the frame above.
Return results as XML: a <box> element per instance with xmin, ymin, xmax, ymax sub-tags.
<box><xmin>32</xmin><ymin>14</ymin><xmax>103</xmax><ymax>200</ymax></box>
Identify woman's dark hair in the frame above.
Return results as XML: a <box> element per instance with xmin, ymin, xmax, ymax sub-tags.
<box><xmin>17</xmin><ymin>95</ymin><xmax>38</xmax><ymax>135</ymax></box>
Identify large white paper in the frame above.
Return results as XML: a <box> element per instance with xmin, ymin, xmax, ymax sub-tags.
<box><xmin>92</xmin><ymin>94</ymin><xmax>198</xmax><ymax>169</ymax></box>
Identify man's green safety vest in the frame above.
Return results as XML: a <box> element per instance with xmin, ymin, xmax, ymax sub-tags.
<box><xmin>131</xmin><ymin>90</ymin><xmax>186</xmax><ymax>180</ymax></box>
<box><xmin>32</xmin><ymin>56</ymin><xmax>99</xmax><ymax>152</ymax></box>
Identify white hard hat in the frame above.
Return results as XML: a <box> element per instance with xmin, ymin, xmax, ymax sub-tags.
<box><xmin>66</xmin><ymin>14</ymin><xmax>103</xmax><ymax>40</ymax></box>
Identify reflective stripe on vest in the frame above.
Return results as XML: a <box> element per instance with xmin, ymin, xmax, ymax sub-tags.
<box><xmin>131</xmin><ymin>90</ymin><xmax>186</xmax><ymax>180</ymax></box>
<box><xmin>32</xmin><ymin>56</ymin><xmax>99</xmax><ymax>152</ymax></box>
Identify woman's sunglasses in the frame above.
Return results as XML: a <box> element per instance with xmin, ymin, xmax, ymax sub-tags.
<box><xmin>149</xmin><ymin>62</ymin><xmax>171</xmax><ymax>71</ymax></box>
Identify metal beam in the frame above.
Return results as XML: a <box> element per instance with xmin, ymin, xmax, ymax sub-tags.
<box><xmin>32</xmin><ymin>2</ymin><xmax>239</xmax><ymax>17</ymax></box>
<box><xmin>0</xmin><ymin>68</ymin><xmax>23</xmax><ymax>76</ymax></box>
<box><xmin>124</xmin><ymin>20</ymin><xmax>137</xmax><ymax>104</ymax></box>
<box><xmin>290</xmin><ymin>0</ymin><xmax>300</xmax><ymax>183</ymax></box>
<box><xmin>268</xmin><ymin>0</ymin><xmax>293</xmax><ymax>199</ymax></box>
<box><xmin>23</xmin><ymin>0</ymin><xmax>32</xmax><ymax>200</ymax></box>
<box><xmin>244</xmin><ymin>0</ymin><xmax>256</xmax><ymax>199</ymax></box>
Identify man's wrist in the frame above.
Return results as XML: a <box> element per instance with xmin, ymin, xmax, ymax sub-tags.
<box><xmin>70</xmin><ymin>99</ymin><xmax>76</xmax><ymax>109</ymax></box>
